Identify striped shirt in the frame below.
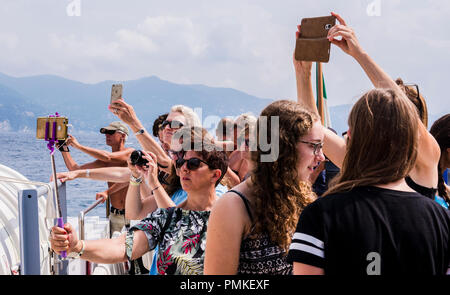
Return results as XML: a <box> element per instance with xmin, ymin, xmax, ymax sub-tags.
<box><xmin>287</xmin><ymin>186</ymin><xmax>450</xmax><ymax>275</ymax></box>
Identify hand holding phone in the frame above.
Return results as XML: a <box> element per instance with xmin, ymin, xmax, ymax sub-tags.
<box><xmin>294</xmin><ymin>15</ymin><xmax>336</xmax><ymax>62</ymax></box>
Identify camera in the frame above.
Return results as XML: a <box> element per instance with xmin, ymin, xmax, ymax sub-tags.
<box><xmin>130</xmin><ymin>150</ymin><xmax>149</xmax><ymax>167</ymax></box>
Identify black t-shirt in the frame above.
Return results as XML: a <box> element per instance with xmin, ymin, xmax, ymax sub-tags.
<box><xmin>287</xmin><ymin>186</ymin><xmax>450</xmax><ymax>275</ymax></box>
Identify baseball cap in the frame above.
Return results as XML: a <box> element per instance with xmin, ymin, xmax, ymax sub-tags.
<box><xmin>100</xmin><ymin>121</ymin><xmax>129</xmax><ymax>136</ymax></box>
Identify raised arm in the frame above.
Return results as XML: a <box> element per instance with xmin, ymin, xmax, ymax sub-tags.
<box><xmin>293</xmin><ymin>24</ymin><xmax>346</xmax><ymax>168</ymax></box>
<box><xmin>328</xmin><ymin>12</ymin><xmax>440</xmax><ymax>187</ymax></box>
<box><xmin>109</xmin><ymin>99</ymin><xmax>172</xmax><ymax>172</ymax></box>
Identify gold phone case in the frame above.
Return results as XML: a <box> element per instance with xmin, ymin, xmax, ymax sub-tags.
<box><xmin>36</xmin><ymin>117</ymin><xmax>68</xmax><ymax>140</ymax></box>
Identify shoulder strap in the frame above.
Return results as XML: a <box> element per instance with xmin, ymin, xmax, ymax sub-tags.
<box><xmin>159</xmin><ymin>207</ymin><xmax>176</xmax><ymax>242</ymax></box>
<box><xmin>405</xmin><ymin>176</ymin><xmax>437</xmax><ymax>199</ymax></box>
<box><xmin>229</xmin><ymin>190</ymin><xmax>253</xmax><ymax>221</ymax></box>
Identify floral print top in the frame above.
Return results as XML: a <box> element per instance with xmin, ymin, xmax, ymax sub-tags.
<box><xmin>126</xmin><ymin>207</ymin><xmax>210</xmax><ymax>275</ymax></box>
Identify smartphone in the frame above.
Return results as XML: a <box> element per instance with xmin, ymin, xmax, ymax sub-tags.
<box><xmin>36</xmin><ymin>117</ymin><xmax>69</xmax><ymax>140</ymax></box>
<box><xmin>110</xmin><ymin>84</ymin><xmax>123</xmax><ymax>104</ymax></box>
<box><xmin>294</xmin><ymin>15</ymin><xmax>336</xmax><ymax>62</ymax></box>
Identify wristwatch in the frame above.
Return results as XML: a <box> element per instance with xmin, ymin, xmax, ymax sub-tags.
<box><xmin>135</xmin><ymin>128</ymin><xmax>145</xmax><ymax>136</ymax></box>
<box><xmin>130</xmin><ymin>174</ymin><xmax>143</xmax><ymax>183</ymax></box>
<box><xmin>67</xmin><ymin>240</ymin><xmax>85</xmax><ymax>259</ymax></box>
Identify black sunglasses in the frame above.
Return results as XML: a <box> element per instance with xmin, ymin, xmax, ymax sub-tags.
<box><xmin>101</xmin><ymin>129</ymin><xmax>116</xmax><ymax>135</ymax></box>
<box><xmin>175</xmin><ymin>157</ymin><xmax>209</xmax><ymax>170</ymax></box>
<box><xmin>161</xmin><ymin>120</ymin><xmax>184</xmax><ymax>129</ymax></box>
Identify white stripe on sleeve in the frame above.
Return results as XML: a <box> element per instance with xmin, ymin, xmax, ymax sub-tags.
<box><xmin>289</xmin><ymin>242</ymin><xmax>325</xmax><ymax>258</ymax></box>
<box><xmin>292</xmin><ymin>233</ymin><xmax>324</xmax><ymax>249</ymax></box>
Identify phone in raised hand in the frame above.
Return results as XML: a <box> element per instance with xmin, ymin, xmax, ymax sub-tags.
<box><xmin>110</xmin><ymin>84</ymin><xmax>123</xmax><ymax>104</ymax></box>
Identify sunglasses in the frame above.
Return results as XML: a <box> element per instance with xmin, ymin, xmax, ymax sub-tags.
<box><xmin>161</xmin><ymin>120</ymin><xmax>184</xmax><ymax>129</ymax></box>
<box><xmin>404</xmin><ymin>83</ymin><xmax>420</xmax><ymax>101</ymax></box>
<box><xmin>175</xmin><ymin>157</ymin><xmax>209</xmax><ymax>170</ymax></box>
<box><xmin>103</xmin><ymin>130</ymin><xmax>116</xmax><ymax>135</ymax></box>
<box><xmin>299</xmin><ymin>140</ymin><xmax>324</xmax><ymax>156</ymax></box>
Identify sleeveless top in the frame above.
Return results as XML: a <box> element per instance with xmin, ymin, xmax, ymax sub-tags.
<box><xmin>229</xmin><ymin>190</ymin><xmax>293</xmax><ymax>275</ymax></box>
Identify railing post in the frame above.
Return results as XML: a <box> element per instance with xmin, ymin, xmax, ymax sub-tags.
<box><xmin>18</xmin><ymin>189</ymin><xmax>40</xmax><ymax>275</ymax></box>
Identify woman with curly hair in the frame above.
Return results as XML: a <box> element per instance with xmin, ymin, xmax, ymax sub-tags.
<box><xmin>204</xmin><ymin>100</ymin><xmax>324</xmax><ymax>274</ymax></box>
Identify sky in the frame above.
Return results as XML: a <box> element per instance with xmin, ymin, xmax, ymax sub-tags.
<box><xmin>0</xmin><ymin>0</ymin><xmax>449</xmax><ymax>115</ymax></box>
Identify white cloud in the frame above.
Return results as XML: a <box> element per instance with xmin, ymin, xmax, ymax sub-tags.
<box><xmin>0</xmin><ymin>0</ymin><xmax>448</xmax><ymax>114</ymax></box>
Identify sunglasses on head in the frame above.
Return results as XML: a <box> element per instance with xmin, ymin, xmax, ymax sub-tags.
<box><xmin>161</xmin><ymin>120</ymin><xmax>184</xmax><ymax>129</ymax></box>
<box><xmin>175</xmin><ymin>157</ymin><xmax>209</xmax><ymax>170</ymax></box>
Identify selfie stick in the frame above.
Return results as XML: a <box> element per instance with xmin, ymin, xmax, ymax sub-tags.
<box><xmin>45</xmin><ymin>113</ymin><xmax>67</xmax><ymax>259</ymax></box>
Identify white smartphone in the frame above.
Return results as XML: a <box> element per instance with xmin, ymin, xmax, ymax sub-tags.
<box><xmin>110</xmin><ymin>84</ymin><xmax>123</xmax><ymax>104</ymax></box>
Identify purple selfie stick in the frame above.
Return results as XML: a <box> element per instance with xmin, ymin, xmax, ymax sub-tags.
<box><xmin>46</xmin><ymin>113</ymin><xmax>67</xmax><ymax>258</ymax></box>
<box><xmin>57</xmin><ymin>218</ymin><xmax>67</xmax><ymax>258</ymax></box>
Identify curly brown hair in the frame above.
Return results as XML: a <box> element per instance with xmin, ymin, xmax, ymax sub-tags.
<box><xmin>250</xmin><ymin>100</ymin><xmax>318</xmax><ymax>252</ymax></box>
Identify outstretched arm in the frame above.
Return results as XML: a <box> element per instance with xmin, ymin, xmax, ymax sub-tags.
<box><xmin>50</xmin><ymin>223</ymin><xmax>149</xmax><ymax>263</ymax></box>
<box><xmin>67</xmin><ymin>133</ymin><xmax>133</xmax><ymax>163</ymax></box>
<box><xmin>56</xmin><ymin>166</ymin><xmax>131</xmax><ymax>183</ymax></box>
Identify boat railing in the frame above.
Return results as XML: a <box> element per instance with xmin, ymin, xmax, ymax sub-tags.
<box><xmin>78</xmin><ymin>198</ymin><xmax>104</xmax><ymax>275</ymax></box>
<box><xmin>17</xmin><ymin>178</ymin><xmax>68</xmax><ymax>275</ymax></box>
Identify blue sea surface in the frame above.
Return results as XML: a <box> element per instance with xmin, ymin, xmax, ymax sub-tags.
<box><xmin>0</xmin><ymin>131</ymin><xmax>139</xmax><ymax>217</ymax></box>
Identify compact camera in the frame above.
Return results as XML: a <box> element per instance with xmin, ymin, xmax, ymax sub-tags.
<box><xmin>130</xmin><ymin>150</ymin><xmax>149</xmax><ymax>167</ymax></box>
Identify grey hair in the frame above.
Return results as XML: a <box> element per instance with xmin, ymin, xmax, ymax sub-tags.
<box><xmin>170</xmin><ymin>105</ymin><xmax>202</xmax><ymax>127</ymax></box>
<box><xmin>234</xmin><ymin>113</ymin><xmax>257</xmax><ymax>131</ymax></box>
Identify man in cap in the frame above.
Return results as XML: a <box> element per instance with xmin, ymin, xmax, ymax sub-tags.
<box><xmin>57</xmin><ymin>121</ymin><xmax>134</xmax><ymax>236</ymax></box>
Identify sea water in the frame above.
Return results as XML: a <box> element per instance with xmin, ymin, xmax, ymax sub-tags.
<box><xmin>0</xmin><ymin>131</ymin><xmax>139</xmax><ymax>217</ymax></box>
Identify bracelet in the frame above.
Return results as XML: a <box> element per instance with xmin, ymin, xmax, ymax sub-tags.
<box><xmin>130</xmin><ymin>180</ymin><xmax>141</xmax><ymax>186</ymax></box>
<box><xmin>68</xmin><ymin>240</ymin><xmax>85</xmax><ymax>259</ymax></box>
<box><xmin>85</xmin><ymin>169</ymin><xmax>90</xmax><ymax>178</ymax></box>
<box><xmin>151</xmin><ymin>186</ymin><xmax>161</xmax><ymax>195</ymax></box>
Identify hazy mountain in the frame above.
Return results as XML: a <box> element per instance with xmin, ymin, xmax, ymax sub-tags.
<box><xmin>0</xmin><ymin>73</ymin><xmax>273</xmax><ymax>133</ymax></box>
<box><xmin>1</xmin><ymin>72</ymin><xmax>444</xmax><ymax>138</ymax></box>
<box><xmin>0</xmin><ymin>83</ymin><xmax>46</xmax><ymax>131</ymax></box>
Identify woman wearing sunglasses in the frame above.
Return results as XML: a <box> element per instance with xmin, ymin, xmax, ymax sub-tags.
<box><xmin>110</xmin><ymin>100</ymin><xmax>201</xmax><ymax>174</ymax></box>
<box><xmin>49</xmin><ymin>128</ymin><xmax>228</xmax><ymax>275</ymax></box>
<box><xmin>204</xmin><ymin>100</ymin><xmax>324</xmax><ymax>274</ymax></box>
